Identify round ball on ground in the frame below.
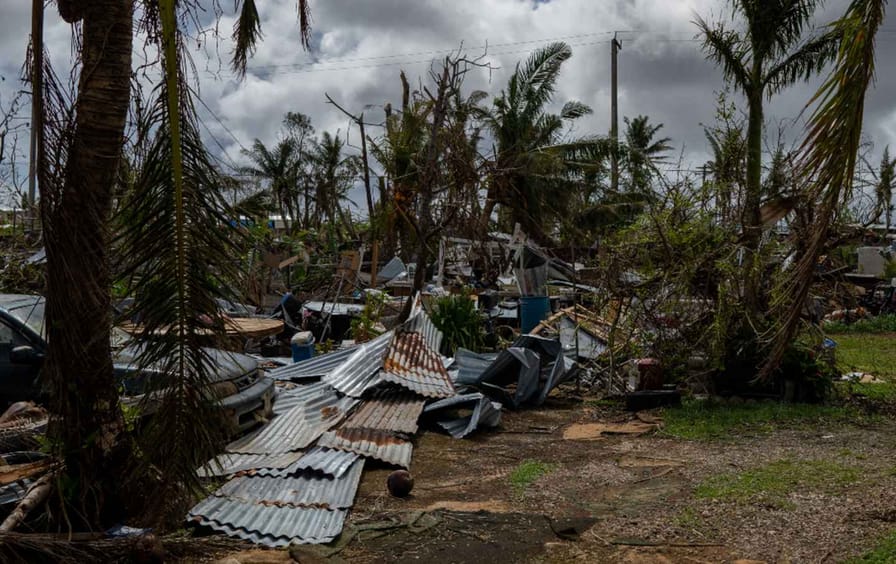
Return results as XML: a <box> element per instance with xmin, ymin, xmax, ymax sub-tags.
<box><xmin>386</xmin><ymin>469</ymin><xmax>414</xmax><ymax>497</ymax></box>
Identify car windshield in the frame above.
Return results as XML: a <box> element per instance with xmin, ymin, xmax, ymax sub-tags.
<box><xmin>7</xmin><ymin>299</ymin><xmax>45</xmax><ymax>337</ymax></box>
<box><xmin>5</xmin><ymin>297</ymin><xmax>131</xmax><ymax>348</ymax></box>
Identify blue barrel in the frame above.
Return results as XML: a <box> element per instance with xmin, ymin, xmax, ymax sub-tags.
<box><xmin>519</xmin><ymin>296</ymin><xmax>551</xmax><ymax>333</ymax></box>
<box><xmin>291</xmin><ymin>339</ymin><xmax>316</xmax><ymax>362</ymax></box>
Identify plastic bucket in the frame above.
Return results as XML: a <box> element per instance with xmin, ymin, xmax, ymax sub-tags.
<box><xmin>291</xmin><ymin>338</ymin><xmax>316</xmax><ymax>362</ymax></box>
<box><xmin>519</xmin><ymin>296</ymin><xmax>551</xmax><ymax>334</ymax></box>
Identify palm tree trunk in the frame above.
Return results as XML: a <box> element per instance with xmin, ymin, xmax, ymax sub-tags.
<box><xmin>743</xmin><ymin>87</ymin><xmax>764</xmax><ymax>313</ymax></box>
<box><xmin>42</xmin><ymin>0</ymin><xmax>132</xmax><ymax>528</ymax></box>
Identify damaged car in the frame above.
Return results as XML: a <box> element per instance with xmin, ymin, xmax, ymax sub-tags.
<box><xmin>0</xmin><ymin>294</ymin><xmax>274</xmax><ymax>434</ymax></box>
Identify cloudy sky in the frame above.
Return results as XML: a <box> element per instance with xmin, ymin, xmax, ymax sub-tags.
<box><xmin>2</xmin><ymin>0</ymin><xmax>896</xmax><ymax>209</ymax></box>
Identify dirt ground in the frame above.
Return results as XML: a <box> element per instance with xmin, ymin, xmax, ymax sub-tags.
<box><xmin>328</xmin><ymin>395</ymin><xmax>896</xmax><ymax>564</ymax></box>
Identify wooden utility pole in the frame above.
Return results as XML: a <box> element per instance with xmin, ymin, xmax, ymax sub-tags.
<box><xmin>610</xmin><ymin>33</ymin><xmax>621</xmax><ymax>193</ymax></box>
<box><xmin>27</xmin><ymin>0</ymin><xmax>44</xmax><ymax>209</ymax></box>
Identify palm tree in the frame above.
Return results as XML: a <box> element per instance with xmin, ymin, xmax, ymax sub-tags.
<box><xmin>764</xmin><ymin>0</ymin><xmax>886</xmax><ymax>379</ymax></box>
<box><xmin>696</xmin><ymin>0</ymin><xmax>839</xmax><ymax>309</ymax></box>
<box><xmin>308</xmin><ymin>131</ymin><xmax>360</xmax><ymax>235</ymax></box>
<box><xmin>875</xmin><ymin>147</ymin><xmax>895</xmax><ymax>232</ymax></box>
<box><xmin>36</xmin><ymin>0</ymin><xmax>313</xmax><ymax>527</ymax></box>
<box><xmin>622</xmin><ymin>114</ymin><xmax>672</xmax><ymax>195</ymax></box>
<box><xmin>481</xmin><ymin>42</ymin><xmax>592</xmax><ymax>243</ymax></box>
<box><xmin>241</xmin><ymin>137</ymin><xmax>301</xmax><ymax>232</ymax></box>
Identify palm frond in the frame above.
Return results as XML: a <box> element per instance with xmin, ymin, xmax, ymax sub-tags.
<box><xmin>695</xmin><ymin>15</ymin><xmax>751</xmax><ymax>92</ymax></box>
<box><xmin>764</xmin><ymin>30</ymin><xmax>840</xmax><ymax>94</ymax></box>
<box><xmin>116</xmin><ymin>0</ymin><xmax>248</xmax><ymax>506</ymax></box>
<box><xmin>232</xmin><ymin>0</ymin><xmax>262</xmax><ymax>77</ymax></box>
<box><xmin>560</xmin><ymin>100</ymin><xmax>593</xmax><ymax>120</ymax></box>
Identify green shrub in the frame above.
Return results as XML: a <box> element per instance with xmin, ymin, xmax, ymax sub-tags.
<box><xmin>430</xmin><ymin>292</ymin><xmax>484</xmax><ymax>354</ymax></box>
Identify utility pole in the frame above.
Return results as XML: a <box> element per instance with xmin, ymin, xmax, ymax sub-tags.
<box><xmin>27</xmin><ymin>0</ymin><xmax>44</xmax><ymax>211</ymax></box>
<box><xmin>610</xmin><ymin>33</ymin><xmax>621</xmax><ymax>193</ymax></box>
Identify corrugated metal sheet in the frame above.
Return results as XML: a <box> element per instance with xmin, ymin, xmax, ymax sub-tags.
<box><xmin>272</xmin><ymin>381</ymin><xmax>331</xmax><ymax>415</ymax></box>
<box><xmin>453</xmin><ymin>348</ymin><xmax>499</xmax><ymax>385</ymax></box>
<box><xmin>189</xmin><ymin>499</ymin><xmax>347</xmax><ymax>546</ymax></box>
<box><xmin>198</xmin><ymin>452</ymin><xmax>304</xmax><ymax>478</ymax></box>
<box><xmin>254</xmin><ymin>447</ymin><xmax>358</xmax><ymax>479</ymax></box>
<box><xmin>323</xmin><ymin>331</ymin><xmax>393</xmax><ymax>398</ymax></box>
<box><xmin>268</xmin><ymin>347</ymin><xmax>357</xmax><ymax>382</ymax></box>
<box><xmin>381</xmin><ymin>331</ymin><xmax>455</xmax><ymax>398</ymax></box>
<box><xmin>341</xmin><ymin>390</ymin><xmax>425</xmax><ymax>434</ymax></box>
<box><xmin>213</xmin><ymin>459</ymin><xmax>364</xmax><ymax>509</ymax></box>
<box><xmin>227</xmin><ymin>385</ymin><xmax>357</xmax><ymax>455</ymax></box>
<box><xmin>317</xmin><ymin>429</ymin><xmax>413</xmax><ymax>468</ymax></box>
<box><xmin>400</xmin><ymin>307</ymin><xmax>444</xmax><ymax>355</ymax></box>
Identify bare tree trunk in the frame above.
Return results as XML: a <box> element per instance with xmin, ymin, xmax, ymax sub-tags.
<box><xmin>41</xmin><ymin>0</ymin><xmax>132</xmax><ymax>528</ymax></box>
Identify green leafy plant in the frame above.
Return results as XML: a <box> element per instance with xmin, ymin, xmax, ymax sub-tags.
<box><xmin>430</xmin><ymin>292</ymin><xmax>484</xmax><ymax>355</ymax></box>
<box><xmin>509</xmin><ymin>460</ymin><xmax>555</xmax><ymax>498</ymax></box>
<box><xmin>351</xmin><ymin>291</ymin><xmax>388</xmax><ymax>343</ymax></box>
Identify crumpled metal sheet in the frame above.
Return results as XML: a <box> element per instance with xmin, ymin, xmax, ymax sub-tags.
<box><xmin>424</xmin><ymin>393</ymin><xmax>502</xmax><ymax>439</ymax></box>
<box><xmin>381</xmin><ymin>331</ymin><xmax>455</xmax><ymax>399</ymax></box>
<box><xmin>452</xmin><ymin>348</ymin><xmax>499</xmax><ymax>386</ymax></box>
<box><xmin>198</xmin><ymin>452</ymin><xmax>304</xmax><ymax>478</ymax></box>
<box><xmin>189</xmin><ymin>499</ymin><xmax>348</xmax><ymax>546</ymax></box>
<box><xmin>317</xmin><ymin>429</ymin><xmax>413</xmax><ymax>468</ymax></box>
<box><xmin>212</xmin><ymin>459</ymin><xmax>364</xmax><ymax>509</ymax></box>
<box><xmin>538</xmin><ymin>356</ymin><xmax>576</xmax><ymax>404</ymax></box>
<box><xmin>268</xmin><ymin>347</ymin><xmax>358</xmax><ymax>382</ymax></box>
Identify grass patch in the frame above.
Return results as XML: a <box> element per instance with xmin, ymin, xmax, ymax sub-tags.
<box><xmin>844</xmin><ymin>530</ymin><xmax>896</xmax><ymax>563</ymax></box>
<box><xmin>695</xmin><ymin>459</ymin><xmax>859</xmax><ymax>508</ymax></box>
<box><xmin>825</xmin><ymin>315</ymin><xmax>896</xmax><ymax>334</ymax></box>
<box><xmin>663</xmin><ymin>398</ymin><xmax>862</xmax><ymax>441</ymax></box>
<box><xmin>829</xmin><ymin>333</ymin><xmax>896</xmax><ymax>379</ymax></box>
<box><xmin>509</xmin><ymin>460</ymin><xmax>555</xmax><ymax>497</ymax></box>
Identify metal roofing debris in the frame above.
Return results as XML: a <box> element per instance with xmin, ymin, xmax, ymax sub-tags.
<box><xmin>288</xmin><ymin>447</ymin><xmax>359</xmax><ymax>478</ymax></box>
<box><xmin>400</xmin><ymin>307</ymin><xmax>444</xmax><ymax>355</ymax></box>
<box><xmin>198</xmin><ymin>452</ymin><xmax>304</xmax><ymax>478</ymax></box>
<box><xmin>190</xmin><ymin>499</ymin><xmax>348</xmax><ymax>546</ymax></box>
<box><xmin>302</xmin><ymin>301</ymin><xmax>365</xmax><ymax>316</ymax></box>
<box><xmin>317</xmin><ymin>429</ymin><xmax>413</xmax><ymax>468</ymax></box>
<box><xmin>212</xmin><ymin>459</ymin><xmax>364</xmax><ymax>509</ymax></box>
<box><xmin>227</xmin><ymin>384</ymin><xmax>357</xmax><ymax>455</ymax></box>
<box><xmin>268</xmin><ymin>346</ymin><xmax>357</xmax><ymax>382</ymax></box>
<box><xmin>381</xmin><ymin>331</ymin><xmax>455</xmax><ymax>399</ymax></box>
<box><xmin>453</xmin><ymin>348</ymin><xmax>499</xmax><ymax>386</ymax></box>
<box><xmin>323</xmin><ymin>331</ymin><xmax>394</xmax><ymax>397</ymax></box>
<box><xmin>340</xmin><ymin>391</ymin><xmax>425</xmax><ymax>435</ymax></box>
<box><xmin>424</xmin><ymin>393</ymin><xmax>502</xmax><ymax>439</ymax></box>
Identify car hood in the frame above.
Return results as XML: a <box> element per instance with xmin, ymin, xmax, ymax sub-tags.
<box><xmin>112</xmin><ymin>345</ymin><xmax>258</xmax><ymax>383</ymax></box>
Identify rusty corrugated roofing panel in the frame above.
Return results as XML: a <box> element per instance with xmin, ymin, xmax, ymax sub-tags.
<box><xmin>316</xmin><ymin>429</ymin><xmax>413</xmax><ymax>468</ymax></box>
<box><xmin>323</xmin><ymin>331</ymin><xmax>393</xmax><ymax>398</ymax></box>
<box><xmin>341</xmin><ymin>390</ymin><xmax>425</xmax><ymax>434</ymax></box>
<box><xmin>213</xmin><ymin>459</ymin><xmax>363</xmax><ymax>509</ymax></box>
<box><xmin>381</xmin><ymin>331</ymin><xmax>455</xmax><ymax>398</ymax></box>
<box><xmin>400</xmin><ymin>307</ymin><xmax>444</xmax><ymax>354</ymax></box>
<box><xmin>198</xmin><ymin>452</ymin><xmax>304</xmax><ymax>478</ymax></box>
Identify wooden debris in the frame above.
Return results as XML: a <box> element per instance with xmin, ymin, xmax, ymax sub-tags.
<box><xmin>0</xmin><ymin>471</ymin><xmax>55</xmax><ymax>532</ymax></box>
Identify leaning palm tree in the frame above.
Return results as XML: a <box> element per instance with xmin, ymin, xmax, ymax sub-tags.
<box><xmin>696</xmin><ymin>0</ymin><xmax>839</xmax><ymax>311</ymax></box>
<box><xmin>764</xmin><ymin>0</ymin><xmax>887</xmax><ymax>379</ymax></box>
<box><xmin>240</xmin><ymin>137</ymin><xmax>301</xmax><ymax>232</ymax></box>
<box><xmin>482</xmin><ymin>41</ymin><xmax>592</xmax><ymax>243</ymax></box>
